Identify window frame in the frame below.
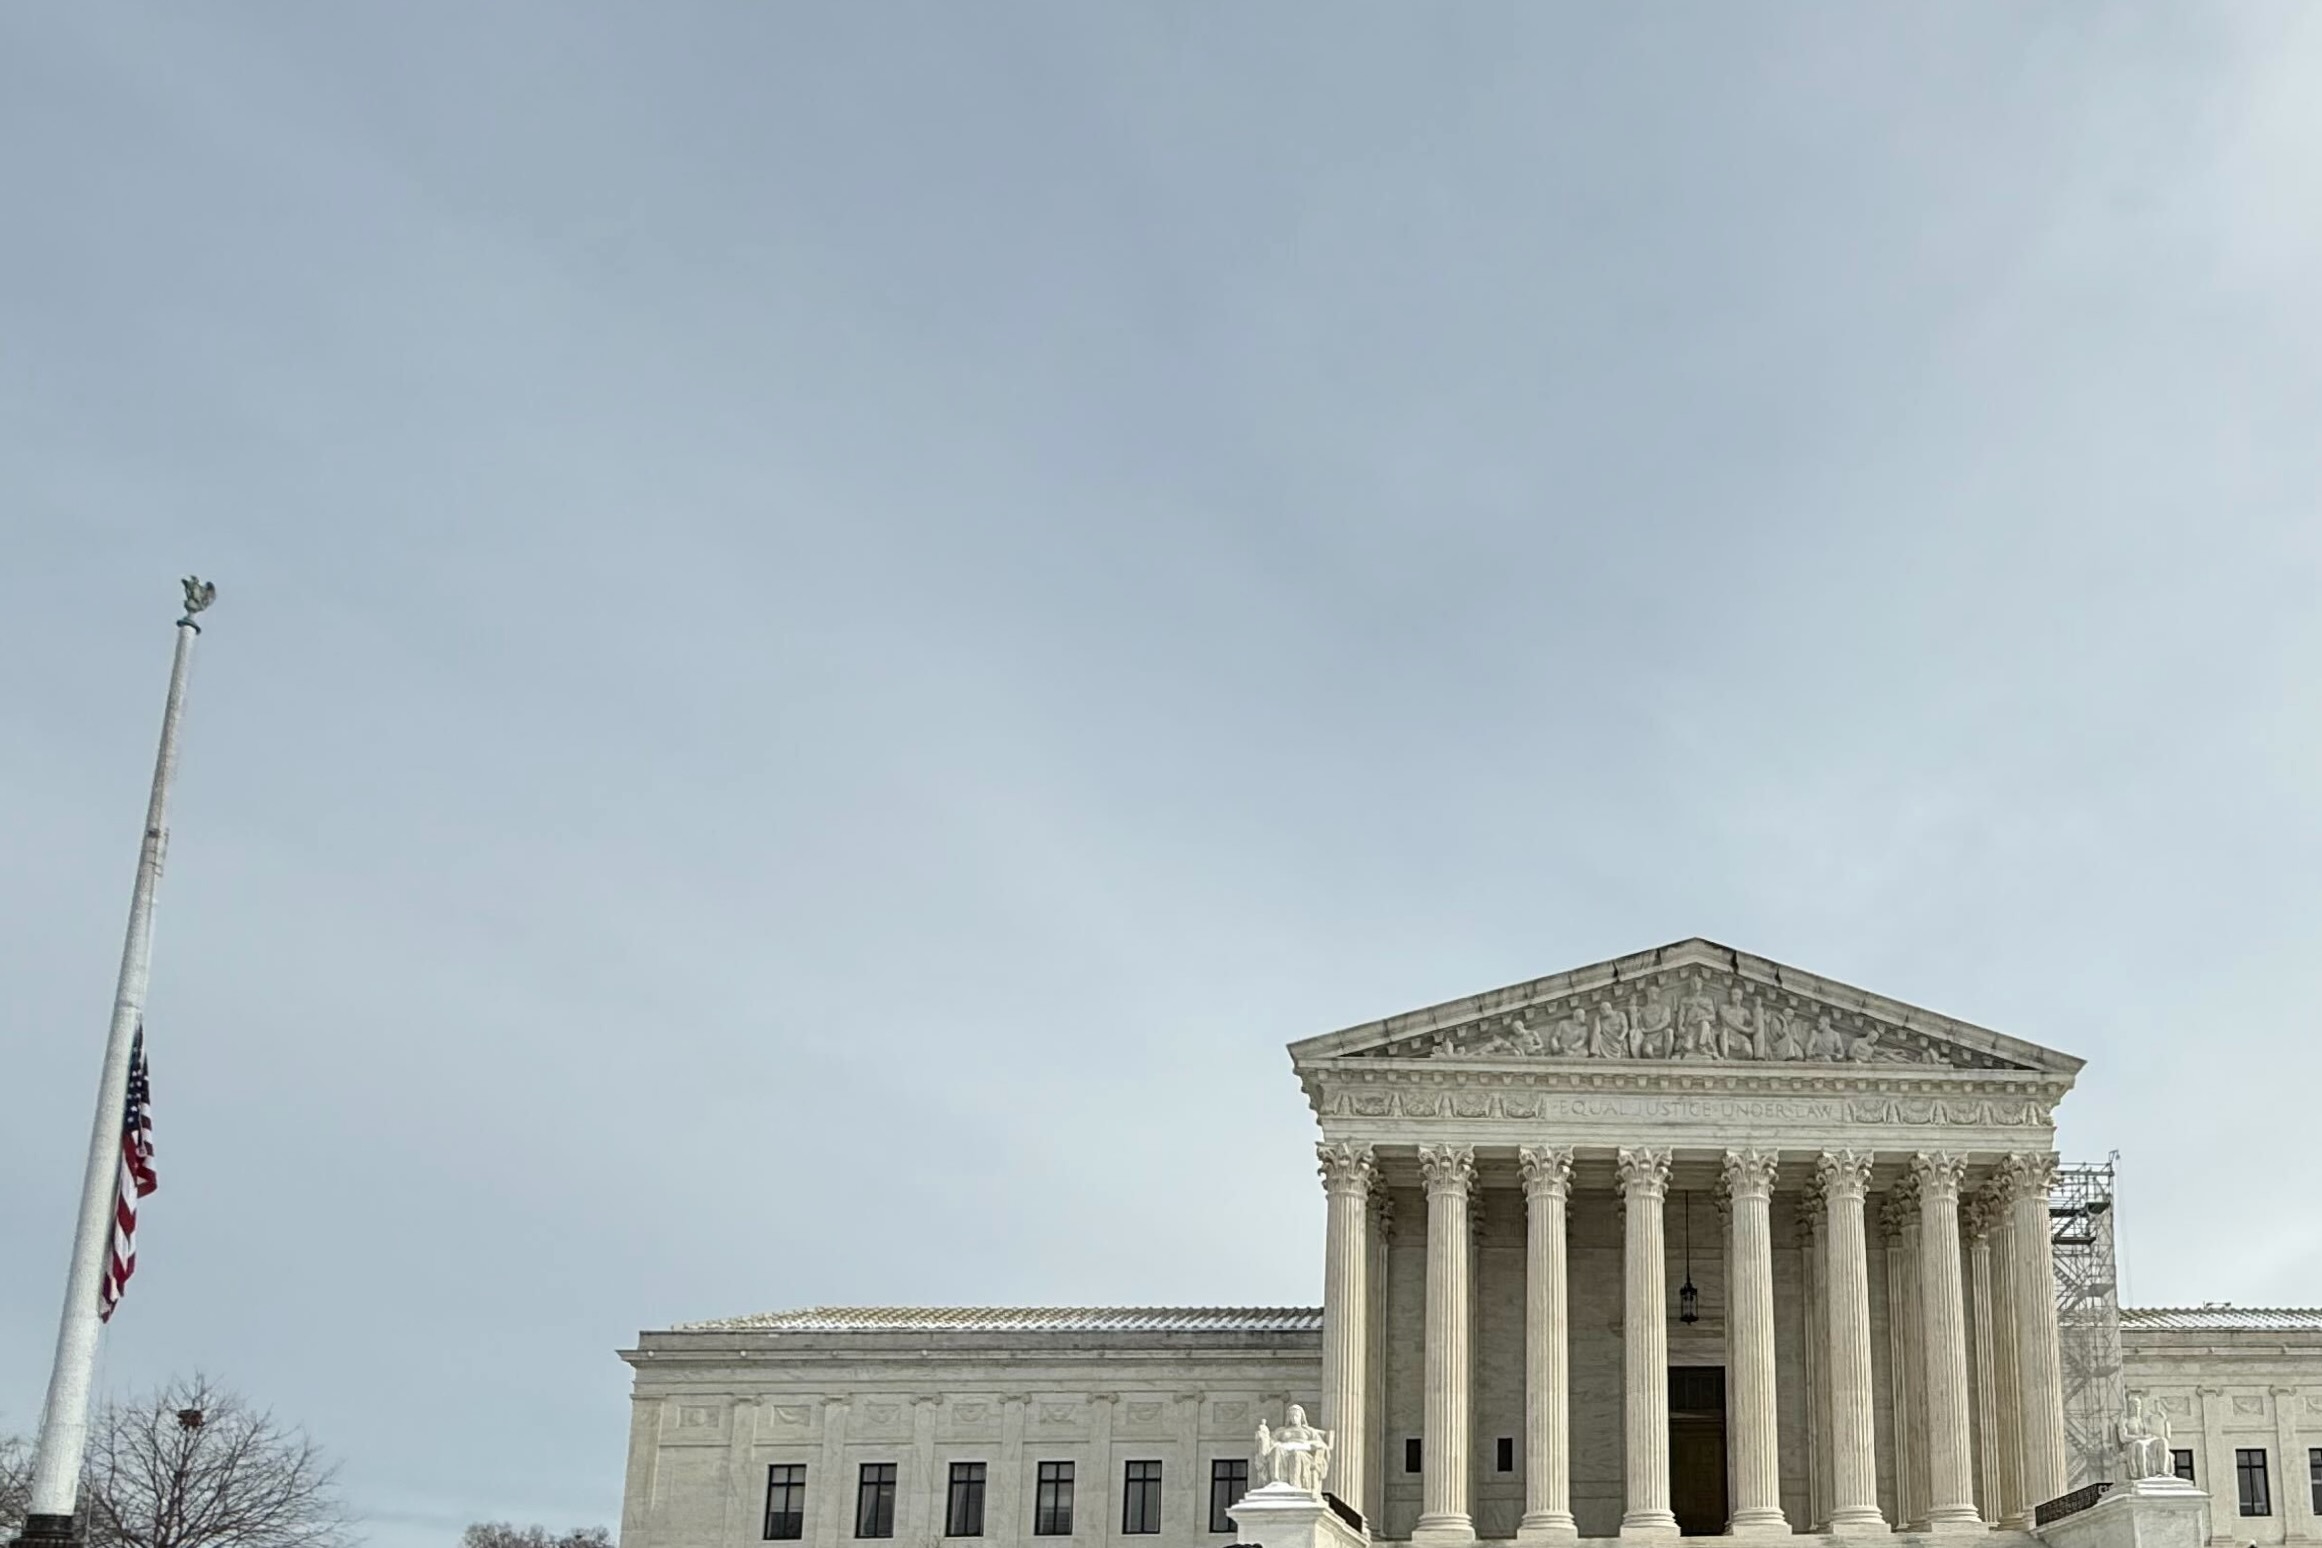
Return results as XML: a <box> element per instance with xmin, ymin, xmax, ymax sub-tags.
<box><xmin>1208</xmin><ymin>1458</ymin><xmax>1249</xmax><ymax>1534</ymax></box>
<box><xmin>946</xmin><ymin>1461</ymin><xmax>988</xmax><ymax>1538</ymax></box>
<box><xmin>764</xmin><ymin>1464</ymin><xmax>807</xmax><ymax>1542</ymax></box>
<box><xmin>1034</xmin><ymin>1461</ymin><xmax>1076</xmax><ymax>1537</ymax></box>
<box><xmin>855</xmin><ymin>1462</ymin><xmax>899</xmax><ymax>1539</ymax></box>
<box><xmin>1405</xmin><ymin>1438</ymin><xmax>1422</xmax><ymax>1474</ymax></box>
<box><xmin>1495</xmin><ymin>1437</ymin><xmax>1515</xmax><ymax>1474</ymax></box>
<box><xmin>1122</xmin><ymin>1460</ymin><xmax>1163</xmax><ymax>1535</ymax></box>
<box><xmin>2308</xmin><ymin>1447</ymin><xmax>2322</xmax><ymax>1517</ymax></box>
<box><xmin>2172</xmin><ymin>1449</ymin><xmax>2195</xmax><ymax>1485</ymax></box>
<box><xmin>2237</xmin><ymin>1448</ymin><xmax>2272</xmax><ymax>1518</ymax></box>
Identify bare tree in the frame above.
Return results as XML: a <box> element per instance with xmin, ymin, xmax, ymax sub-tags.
<box><xmin>2</xmin><ymin>1432</ymin><xmax>31</xmax><ymax>1534</ymax></box>
<box><xmin>460</xmin><ymin>1527</ymin><xmax>609</xmax><ymax>1548</ymax></box>
<box><xmin>65</xmin><ymin>1375</ymin><xmax>354</xmax><ymax>1548</ymax></box>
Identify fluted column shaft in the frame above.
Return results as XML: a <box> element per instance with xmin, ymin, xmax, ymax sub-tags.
<box><xmin>1818</xmin><ymin>1151</ymin><xmax>1890</xmax><ymax>1532</ymax></box>
<box><xmin>1367</xmin><ymin>1193</ymin><xmax>1392</xmax><ymax>1528</ymax></box>
<box><xmin>1518</xmin><ymin>1149</ymin><xmax>1577</xmax><ymax>1544</ymax></box>
<box><xmin>1883</xmin><ymin>1192</ymin><xmax>1925</xmax><ymax>1530</ymax></box>
<box><xmin>1722</xmin><ymin>1151</ymin><xmax>1788</xmax><ymax>1535</ymax></box>
<box><xmin>1416</xmin><ymin>1146</ymin><xmax>1477</xmax><ymax>1547</ymax></box>
<box><xmin>1966</xmin><ymin>1199</ymin><xmax>2004</xmax><ymax>1524</ymax></box>
<box><xmin>1798</xmin><ymin>1191</ymin><xmax>1833</xmax><ymax>1532</ymax></box>
<box><xmin>1318</xmin><ymin>1143</ymin><xmax>1374</xmax><ymax>1519</ymax></box>
<box><xmin>2003</xmin><ymin>1154</ymin><xmax>2069</xmax><ymax>1511</ymax></box>
<box><xmin>1618</xmin><ymin>1148</ymin><xmax>1678</xmax><ymax>1540</ymax></box>
<box><xmin>1914</xmin><ymin>1154</ymin><xmax>1983</xmax><ymax>1532</ymax></box>
<box><xmin>1987</xmin><ymin>1196</ymin><xmax>2030</xmax><ymax>1529</ymax></box>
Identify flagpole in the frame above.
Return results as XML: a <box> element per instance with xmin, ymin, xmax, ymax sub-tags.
<box><xmin>16</xmin><ymin>579</ymin><xmax>217</xmax><ymax>1548</ymax></box>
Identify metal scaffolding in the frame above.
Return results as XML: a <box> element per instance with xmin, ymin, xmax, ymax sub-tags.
<box><xmin>2052</xmin><ymin>1155</ymin><xmax>2124</xmax><ymax>1489</ymax></box>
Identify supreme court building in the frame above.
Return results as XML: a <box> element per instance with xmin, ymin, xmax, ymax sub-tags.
<box><xmin>618</xmin><ymin>940</ymin><xmax>2322</xmax><ymax>1548</ymax></box>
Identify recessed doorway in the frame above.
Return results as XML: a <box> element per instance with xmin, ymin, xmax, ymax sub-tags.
<box><xmin>1668</xmin><ymin>1365</ymin><xmax>1728</xmax><ymax>1536</ymax></box>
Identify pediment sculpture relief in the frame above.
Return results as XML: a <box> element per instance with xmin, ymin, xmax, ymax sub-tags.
<box><xmin>1352</xmin><ymin>966</ymin><xmax>2029</xmax><ymax>1070</ymax></box>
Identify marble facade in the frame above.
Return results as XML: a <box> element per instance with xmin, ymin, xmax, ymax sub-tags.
<box><xmin>616</xmin><ymin>940</ymin><xmax>2322</xmax><ymax>1548</ymax></box>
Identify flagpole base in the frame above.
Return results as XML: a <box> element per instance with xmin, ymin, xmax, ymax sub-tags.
<box><xmin>12</xmin><ymin>1515</ymin><xmax>82</xmax><ymax>1548</ymax></box>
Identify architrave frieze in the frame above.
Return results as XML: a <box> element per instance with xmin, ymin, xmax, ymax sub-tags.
<box><xmin>1299</xmin><ymin>1061</ymin><xmax>2065</xmax><ymax>1154</ymax></box>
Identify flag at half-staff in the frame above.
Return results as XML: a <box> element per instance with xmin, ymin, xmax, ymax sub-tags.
<box><xmin>98</xmin><ymin>1025</ymin><xmax>158</xmax><ymax>1322</ymax></box>
<box><xmin>16</xmin><ymin>576</ymin><xmax>215</xmax><ymax>1548</ymax></box>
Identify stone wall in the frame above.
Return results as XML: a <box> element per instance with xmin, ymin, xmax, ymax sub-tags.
<box><xmin>2122</xmin><ymin>1321</ymin><xmax>2322</xmax><ymax>1548</ymax></box>
<box><xmin>619</xmin><ymin>1326</ymin><xmax>1321</xmax><ymax>1548</ymax></box>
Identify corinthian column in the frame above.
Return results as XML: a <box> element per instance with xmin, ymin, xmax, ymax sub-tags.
<box><xmin>1913</xmin><ymin>1154</ymin><xmax>1983</xmax><ymax>1532</ymax></box>
<box><xmin>1518</xmin><ymin>1148</ymin><xmax>1577</xmax><ymax>1544</ymax></box>
<box><xmin>1317</xmin><ymin>1141</ymin><xmax>1375</xmax><ymax>1520</ymax></box>
<box><xmin>2000</xmin><ymin>1153</ymin><xmax>2068</xmax><ymax>1512</ymax></box>
<box><xmin>1964</xmin><ymin>1196</ymin><xmax>2004</xmax><ymax>1524</ymax></box>
<box><xmin>1817</xmin><ymin>1151</ymin><xmax>1890</xmax><ymax>1533</ymax></box>
<box><xmin>1797</xmin><ymin>1187</ymin><xmax>1833</xmax><ymax>1532</ymax></box>
<box><xmin>1721</xmin><ymin>1150</ymin><xmax>1788</xmax><ymax>1535</ymax></box>
<box><xmin>1617</xmin><ymin>1147</ymin><xmax>1678</xmax><ymax>1541</ymax></box>
<box><xmin>1984</xmin><ymin>1187</ymin><xmax>2030</xmax><ymax>1529</ymax></box>
<box><xmin>1884</xmin><ymin>1184</ymin><xmax>1928</xmax><ymax>1530</ymax></box>
<box><xmin>1415</xmin><ymin>1145</ymin><xmax>1477</xmax><ymax>1548</ymax></box>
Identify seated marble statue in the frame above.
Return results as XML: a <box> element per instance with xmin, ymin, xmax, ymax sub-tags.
<box><xmin>2116</xmin><ymin>1394</ymin><xmax>2173</xmax><ymax>1481</ymax></box>
<box><xmin>1253</xmin><ymin>1405</ymin><xmax>1334</xmax><ymax>1495</ymax></box>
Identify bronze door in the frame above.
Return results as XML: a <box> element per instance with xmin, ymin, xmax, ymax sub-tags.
<box><xmin>1668</xmin><ymin>1366</ymin><xmax>1728</xmax><ymax>1536</ymax></box>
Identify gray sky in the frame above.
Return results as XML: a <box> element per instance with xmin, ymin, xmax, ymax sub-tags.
<box><xmin>5</xmin><ymin>6</ymin><xmax>2321</xmax><ymax>1547</ymax></box>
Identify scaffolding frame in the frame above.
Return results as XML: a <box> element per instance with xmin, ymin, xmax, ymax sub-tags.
<box><xmin>2052</xmin><ymin>1155</ymin><xmax>2124</xmax><ymax>1490</ymax></box>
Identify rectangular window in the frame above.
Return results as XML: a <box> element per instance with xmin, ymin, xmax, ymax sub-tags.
<box><xmin>2238</xmin><ymin>1449</ymin><xmax>2271</xmax><ymax>1517</ymax></box>
<box><xmin>2309</xmin><ymin>1448</ymin><xmax>2321</xmax><ymax>1516</ymax></box>
<box><xmin>1034</xmin><ymin>1462</ymin><xmax>1075</xmax><ymax>1536</ymax></box>
<box><xmin>2173</xmin><ymin>1450</ymin><xmax>2195</xmax><ymax>1484</ymax></box>
<box><xmin>1496</xmin><ymin>1438</ymin><xmax>1514</xmax><ymax>1474</ymax></box>
<box><xmin>1122</xmin><ymin>1461</ymin><xmax>1162</xmax><ymax>1535</ymax></box>
<box><xmin>855</xmin><ymin>1464</ymin><xmax>898</xmax><ymax>1539</ymax></box>
<box><xmin>947</xmin><ymin>1462</ymin><xmax>987</xmax><ymax>1538</ymax></box>
<box><xmin>1405</xmin><ymin>1438</ymin><xmax>1422</xmax><ymax>1474</ymax></box>
<box><xmin>765</xmin><ymin>1465</ymin><xmax>807</xmax><ymax>1541</ymax></box>
<box><xmin>1209</xmin><ymin>1459</ymin><xmax>1249</xmax><ymax>1534</ymax></box>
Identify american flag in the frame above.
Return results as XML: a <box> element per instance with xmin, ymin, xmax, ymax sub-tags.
<box><xmin>98</xmin><ymin>1025</ymin><xmax>158</xmax><ymax>1321</ymax></box>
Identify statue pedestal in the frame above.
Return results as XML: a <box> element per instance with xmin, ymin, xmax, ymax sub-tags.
<box><xmin>1229</xmin><ymin>1484</ymin><xmax>1366</xmax><ymax>1548</ymax></box>
<box><xmin>2037</xmin><ymin>1479</ymin><xmax>2209</xmax><ymax>1548</ymax></box>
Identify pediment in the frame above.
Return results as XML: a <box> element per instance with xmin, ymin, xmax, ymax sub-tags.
<box><xmin>1291</xmin><ymin>938</ymin><xmax>2082</xmax><ymax>1077</ymax></box>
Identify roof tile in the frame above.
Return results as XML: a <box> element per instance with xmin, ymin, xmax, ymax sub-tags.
<box><xmin>2123</xmin><ymin>1306</ymin><xmax>2322</xmax><ymax>1332</ymax></box>
<box><xmin>673</xmin><ymin>1305</ymin><xmax>1324</xmax><ymax>1333</ymax></box>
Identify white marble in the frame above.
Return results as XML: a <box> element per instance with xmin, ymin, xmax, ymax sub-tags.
<box><xmin>1516</xmin><ymin>1148</ymin><xmax>1576</xmax><ymax>1545</ymax></box>
<box><xmin>615</xmin><ymin>940</ymin><xmax>2322</xmax><ymax>1548</ymax></box>
<box><xmin>1616</xmin><ymin>1147</ymin><xmax>1677</xmax><ymax>1542</ymax></box>
<box><xmin>1316</xmin><ymin>1142</ymin><xmax>1373</xmax><ymax>1518</ymax></box>
<box><xmin>1414</xmin><ymin>1145</ymin><xmax>1476</xmax><ymax>1548</ymax></box>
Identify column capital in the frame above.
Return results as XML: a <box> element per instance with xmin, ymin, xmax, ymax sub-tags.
<box><xmin>1793</xmin><ymin>1185</ymin><xmax>1826</xmax><ymax>1236</ymax></box>
<box><xmin>1419</xmin><ymin>1144</ymin><xmax>1476</xmax><ymax>1197</ymax></box>
<box><xmin>1910</xmin><ymin>1152</ymin><xmax>1969</xmax><ymax>1205</ymax></box>
<box><xmin>1816</xmin><ymin>1150</ymin><xmax>1875</xmax><ymax>1201</ymax></box>
<box><xmin>1880</xmin><ymin>1185</ymin><xmax>1920</xmax><ymax>1244</ymax></box>
<box><xmin>1721</xmin><ymin>1148</ymin><xmax>1779</xmax><ymax>1201</ymax></box>
<box><xmin>1961</xmin><ymin>1193</ymin><xmax>1999</xmax><ymax>1242</ymax></box>
<box><xmin>1317</xmin><ymin>1141</ymin><xmax>1377</xmax><ymax>1197</ymax></box>
<box><xmin>1520</xmin><ymin>1146</ymin><xmax>1574</xmax><ymax>1200</ymax></box>
<box><xmin>1616</xmin><ymin>1145</ymin><xmax>1673</xmax><ymax>1199</ymax></box>
<box><xmin>1995</xmin><ymin>1151</ymin><xmax>2059</xmax><ymax>1202</ymax></box>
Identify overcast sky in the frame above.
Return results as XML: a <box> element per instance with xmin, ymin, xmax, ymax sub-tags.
<box><xmin>6</xmin><ymin>6</ymin><xmax>2321</xmax><ymax>1547</ymax></box>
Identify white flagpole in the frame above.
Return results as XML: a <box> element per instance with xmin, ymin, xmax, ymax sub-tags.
<box><xmin>17</xmin><ymin>578</ymin><xmax>216</xmax><ymax>1548</ymax></box>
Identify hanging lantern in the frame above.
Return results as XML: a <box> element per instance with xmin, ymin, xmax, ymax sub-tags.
<box><xmin>1678</xmin><ymin>1190</ymin><xmax>1700</xmax><ymax>1324</ymax></box>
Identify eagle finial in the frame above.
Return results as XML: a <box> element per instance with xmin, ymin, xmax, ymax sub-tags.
<box><xmin>178</xmin><ymin>576</ymin><xmax>217</xmax><ymax>627</ymax></box>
